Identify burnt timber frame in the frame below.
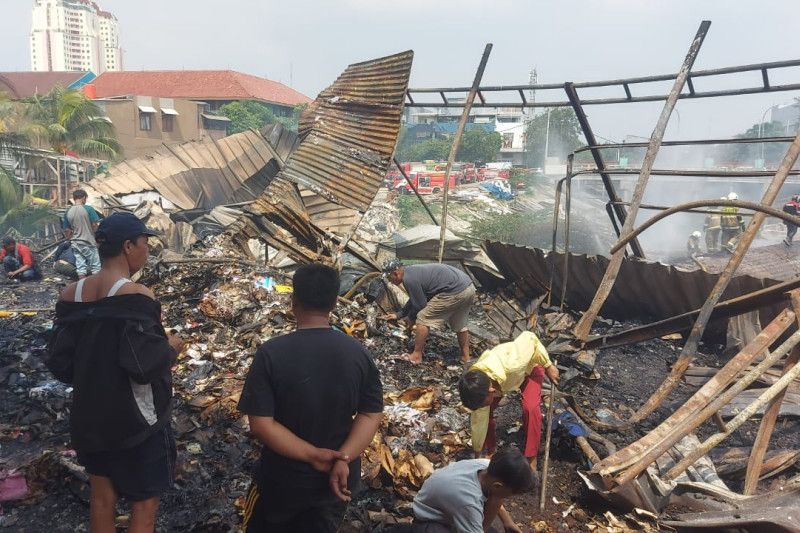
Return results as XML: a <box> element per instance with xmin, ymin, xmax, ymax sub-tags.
<box><xmin>406</xmin><ymin>57</ymin><xmax>800</xmax><ymax>258</ymax></box>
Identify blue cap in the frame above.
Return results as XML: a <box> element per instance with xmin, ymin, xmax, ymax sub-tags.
<box><xmin>95</xmin><ymin>212</ymin><xmax>160</xmax><ymax>244</ymax></box>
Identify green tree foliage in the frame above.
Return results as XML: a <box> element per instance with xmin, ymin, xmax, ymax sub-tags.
<box><xmin>524</xmin><ymin>108</ymin><xmax>583</xmax><ymax>167</ymax></box>
<box><xmin>718</xmin><ymin>120</ymin><xmax>790</xmax><ymax>166</ymax></box>
<box><xmin>457</xmin><ymin>129</ymin><xmax>502</xmax><ymax>163</ymax></box>
<box><xmin>0</xmin><ymin>167</ymin><xmax>56</xmax><ymax>236</ymax></box>
<box><xmin>218</xmin><ymin>101</ymin><xmax>303</xmax><ymax>135</ymax></box>
<box><xmin>24</xmin><ymin>86</ymin><xmax>121</xmax><ymax>160</ymax></box>
<box><xmin>395</xmin><ymin>126</ymin><xmax>503</xmax><ymax>162</ymax></box>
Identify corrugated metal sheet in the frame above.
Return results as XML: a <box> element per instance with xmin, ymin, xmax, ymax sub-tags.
<box><xmin>86</xmin><ymin>129</ymin><xmax>278</xmax><ymax>210</ymax></box>
<box><xmin>285</xmin><ymin>50</ymin><xmax>413</xmax><ymax>212</ymax></box>
<box><xmin>238</xmin><ymin>51</ymin><xmax>413</xmax><ymax>263</ymax></box>
<box><xmin>482</xmin><ymin>241</ymin><xmax>783</xmax><ymax>323</ymax></box>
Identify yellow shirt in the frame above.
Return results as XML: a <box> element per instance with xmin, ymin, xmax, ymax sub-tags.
<box><xmin>467</xmin><ymin>331</ymin><xmax>552</xmax><ymax>452</ymax></box>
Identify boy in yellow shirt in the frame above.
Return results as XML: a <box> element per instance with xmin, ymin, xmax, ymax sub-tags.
<box><xmin>458</xmin><ymin>331</ymin><xmax>559</xmax><ymax>470</ymax></box>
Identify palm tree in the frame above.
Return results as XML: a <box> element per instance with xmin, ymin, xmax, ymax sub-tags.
<box><xmin>0</xmin><ymin>92</ymin><xmax>28</xmax><ymax>150</ymax></box>
<box><xmin>25</xmin><ymin>86</ymin><xmax>122</xmax><ymax>160</ymax></box>
<box><xmin>0</xmin><ymin>166</ymin><xmax>56</xmax><ymax>235</ymax></box>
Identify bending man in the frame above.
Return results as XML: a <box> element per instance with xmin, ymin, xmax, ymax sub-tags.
<box><xmin>383</xmin><ymin>259</ymin><xmax>476</xmax><ymax>364</ymax></box>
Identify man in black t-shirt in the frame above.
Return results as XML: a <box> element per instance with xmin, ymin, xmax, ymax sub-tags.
<box><xmin>238</xmin><ymin>263</ymin><xmax>384</xmax><ymax>532</ymax></box>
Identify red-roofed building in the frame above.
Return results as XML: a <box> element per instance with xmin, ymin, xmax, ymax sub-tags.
<box><xmin>0</xmin><ymin>71</ymin><xmax>95</xmax><ymax>98</ymax></box>
<box><xmin>91</xmin><ymin>70</ymin><xmax>310</xmax><ymax>116</ymax></box>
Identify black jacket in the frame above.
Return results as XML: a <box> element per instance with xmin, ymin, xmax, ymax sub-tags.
<box><xmin>47</xmin><ymin>294</ymin><xmax>177</xmax><ymax>453</ymax></box>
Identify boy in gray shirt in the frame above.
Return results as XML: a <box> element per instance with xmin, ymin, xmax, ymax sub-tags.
<box><xmin>412</xmin><ymin>447</ymin><xmax>534</xmax><ymax>533</ymax></box>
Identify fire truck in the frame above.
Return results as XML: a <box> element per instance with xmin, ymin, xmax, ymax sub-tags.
<box><xmin>392</xmin><ymin>171</ymin><xmax>459</xmax><ymax>194</ymax></box>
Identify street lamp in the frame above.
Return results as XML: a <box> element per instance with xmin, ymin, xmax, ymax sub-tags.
<box><xmin>757</xmin><ymin>103</ymin><xmax>778</xmax><ymax>167</ymax></box>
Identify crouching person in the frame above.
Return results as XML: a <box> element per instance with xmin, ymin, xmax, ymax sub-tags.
<box><xmin>459</xmin><ymin>331</ymin><xmax>559</xmax><ymax>471</ymax></box>
<box><xmin>46</xmin><ymin>213</ymin><xmax>183</xmax><ymax>532</ymax></box>
<box><xmin>238</xmin><ymin>263</ymin><xmax>384</xmax><ymax>532</ymax></box>
<box><xmin>412</xmin><ymin>447</ymin><xmax>534</xmax><ymax>532</ymax></box>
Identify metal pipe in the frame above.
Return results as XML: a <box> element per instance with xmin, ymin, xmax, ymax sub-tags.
<box><xmin>611</xmin><ymin>201</ymin><xmax>755</xmax><ymax>217</ymax></box>
<box><xmin>393</xmin><ymin>157</ymin><xmax>438</xmax><ymax>226</ymax></box>
<box><xmin>561</xmin><ymin>158</ymin><xmax>574</xmax><ymax>311</ymax></box>
<box><xmin>546</xmin><ymin>176</ymin><xmax>566</xmax><ymax>307</ymax></box>
<box><xmin>624</xmin><ymin>129</ymin><xmax>800</xmax><ymax>427</ymax></box>
<box><xmin>565</xmin><ymin>83</ymin><xmax>642</xmax><ymax>255</ymax></box>
<box><xmin>573</xmin><ymin>20</ymin><xmax>711</xmax><ymax>342</ymax></box>
<box><xmin>568</xmin><ymin>167</ymin><xmax>800</xmax><ymax>179</ymax></box>
<box><xmin>609</xmin><ymin>199</ymin><xmax>800</xmax><ymax>255</ymax></box>
<box><xmin>574</xmin><ymin>135</ymin><xmax>795</xmax><ymax>152</ymax></box>
<box><xmin>437</xmin><ymin>43</ymin><xmax>493</xmax><ymax>263</ymax></box>
<box><xmin>406</xmin><ymin>83</ymin><xmax>800</xmax><ymax>108</ymax></box>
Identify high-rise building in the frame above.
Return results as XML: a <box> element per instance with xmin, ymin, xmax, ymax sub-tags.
<box><xmin>30</xmin><ymin>0</ymin><xmax>122</xmax><ymax>74</ymax></box>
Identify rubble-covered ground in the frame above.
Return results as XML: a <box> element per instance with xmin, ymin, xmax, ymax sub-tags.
<box><xmin>2</xmin><ymin>254</ymin><xmax>798</xmax><ymax>532</ymax></box>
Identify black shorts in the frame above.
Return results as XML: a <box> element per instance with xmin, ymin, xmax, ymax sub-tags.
<box><xmin>242</xmin><ymin>481</ymin><xmax>346</xmax><ymax>533</ymax></box>
<box><xmin>77</xmin><ymin>427</ymin><xmax>176</xmax><ymax>502</ymax></box>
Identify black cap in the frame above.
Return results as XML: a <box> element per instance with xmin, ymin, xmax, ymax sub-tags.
<box><xmin>1</xmin><ymin>236</ymin><xmax>15</xmax><ymax>247</ymax></box>
<box><xmin>95</xmin><ymin>212</ymin><xmax>159</xmax><ymax>244</ymax></box>
<box><xmin>382</xmin><ymin>258</ymin><xmax>404</xmax><ymax>273</ymax></box>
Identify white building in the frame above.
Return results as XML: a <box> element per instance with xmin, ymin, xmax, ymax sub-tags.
<box><xmin>405</xmin><ymin>103</ymin><xmax>528</xmax><ymax>165</ymax></box>
<box><xmin>30</xmin><ymin>0</ymin><xmax>122</xmax><ymax>73</ymax></box>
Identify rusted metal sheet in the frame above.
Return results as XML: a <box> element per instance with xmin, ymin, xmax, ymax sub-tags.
<box><xmin>482</xmin><ymin>241</ymin><xmax>782</xmax><ymax>325</ymax></box>
<box><xmin>87</xmin><ymin>129</ymin><xmax>279</xmax><ymax>210</ymax></box>
<box><xmin>237</xmin><ymin>51</ymin><xmax>413</xmax><ymax>263</ymax></box>
<box><xmin>287</xmin><ymin>50</ymin><xmax>414</xmax><ymax>213</ymax></box>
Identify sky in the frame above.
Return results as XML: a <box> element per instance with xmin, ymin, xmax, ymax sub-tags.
<box><xmin>2</xmin><ymin>0</ymin><xmax>800</xmax><ymax>142</ymax></box>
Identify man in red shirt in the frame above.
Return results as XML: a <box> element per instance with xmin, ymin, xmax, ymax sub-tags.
<box><xmin>1</xmin><ymin>237</ymin><xmax>41</xmax><ymax>281</ymax></box>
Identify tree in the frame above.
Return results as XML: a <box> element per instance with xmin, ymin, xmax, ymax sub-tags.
<box><xmin>24</xmin><ymin>86</ymin><xmax>121</xmax><ymax>160</ymax></box>
<box><xmin>405</xmin><ymin>138</ymin><xmax>451</xmax><ymax>161</ymax></box>
<box><xmin>524</xmin><ymin>108</ymin><xmax>583</xmax><ymax>167</ymax></box>
<box><xmin>718</xmin><ymin>120</ymin><xmax>789</xmax><ymax>167</ymax></box>
<box><xmin>456</xmin><ymin>128</ymin><xmax>502</xmax><ymax>162</ymax></box>
<box><xmin>218</xmin><ymin>100</ymin><xmax>303</xmax><ymax>135</ymax></box>
<box><xmin>0</xmin><ymin>167</ymin><xmax>55</xmax><ymax>235</ymax></box>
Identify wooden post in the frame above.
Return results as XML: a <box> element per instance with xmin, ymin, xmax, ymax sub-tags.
<box><xmin>539</xmin><ymin>377</ymin><xmax>558</xmax><ymax>511</ymax></box>
<box><xmin>743</xmin><ymin>288</ymin><xmax>800</xmax><ymax>494</ymax></box>
<box><xmin>55</xmin><ymin>156</ymin><xmax>62</xmax><ymax>207</ymax></box>
<box><xmin>436</xmin><ymin>44</ymin><xmax>492</xmax><ymax>263</ymax></box>
<box><xmin>573</xmin><ymin>20</ymin><xmax>711</xmax><ymax>341</ymax></box>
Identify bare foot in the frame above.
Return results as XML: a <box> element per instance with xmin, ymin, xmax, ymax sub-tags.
<box><xmin>529</xmin><ymin>458</ymin><xmax>538</xmax><ymax>472</ymax></box>
<box><xmin>405</xmin><ymin>351</ymin><xmax>423</xmax><ymax>364</ymax></box>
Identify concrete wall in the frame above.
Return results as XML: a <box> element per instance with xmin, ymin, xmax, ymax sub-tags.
<box><xmin>101</xmin><ymin>96</ymin><xmax>214</xmax><ymax>159</ymax></box>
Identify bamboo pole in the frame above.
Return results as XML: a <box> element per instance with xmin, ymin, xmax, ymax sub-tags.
<box><xmin>572</xmin><ymin>20</ymin><xmax>711</xmax><ymax>341</ymax></box>
<box><xmin>437</xmin><ymin>44</ymin><xmax>493</xmax><ymax>263</ymax></box>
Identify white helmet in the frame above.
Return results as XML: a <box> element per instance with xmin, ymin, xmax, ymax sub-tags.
<box><xmin>720</xmin><ymin>196</ymin><xmax>728</xmax><ymax>200</ymax></box>
<box><xmin>692</xmin><ymin>231</ymin><xmax>702</xmax><ymax>238</ymax></box>
<box><xmin>727</xmin><ymin>192</ymin><xmax>738</xmax><ymax>201</ymax></box>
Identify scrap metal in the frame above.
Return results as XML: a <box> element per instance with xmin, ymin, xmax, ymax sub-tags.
<box><xmin>86</xmin><ymin>129</ymin><xmax>280</xmax><ymax>210</ymax></box>
<box><xmin>237</xmin><ymin>50</ymin><xmax>414</xmax><ymax>264</ymax></box>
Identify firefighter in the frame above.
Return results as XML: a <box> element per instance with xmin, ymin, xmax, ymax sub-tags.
<box><xmin>784</xmin><ymin>194</ymin><xmax>800</xmax><ymax>246</ymax></box>
<box><xmin>703</xmin><ymin>203</ymin><xmax>723</xmax><ymax>252</ymax></box>
<box><xmin>687</xmin><ymin>231</ymin><xmax>702</xmax><ymax>257</ymax></box>
<box><xmin>720</xmin><ymin>192</ymin><xmax>745</xmax><ymax>252</ymax></box>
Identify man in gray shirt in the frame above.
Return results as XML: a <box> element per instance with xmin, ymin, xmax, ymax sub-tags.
<box><xmin>383</xmin><ymin>260</ymin><xmax>476</xmax><ymax>364</ymax></box>
<box><xmin>63</xmin><ymin>189</ymin><xmax>101</xmax><ymax>278</ymax></box>
<box><xmin>412</xmin><ymin>447</ymin><xmax>532</xmax><ymax>532</ymax></box>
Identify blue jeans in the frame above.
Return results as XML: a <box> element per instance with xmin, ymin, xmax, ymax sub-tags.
<box><xmin>71</xmin><ymin>240</ymin><xmax>101</xmax><ymax>276</ymax></box>
<box><xmin>3</xmin><ymin>256</ymin><xmax>40</xmax><ymax>281</ymax></box>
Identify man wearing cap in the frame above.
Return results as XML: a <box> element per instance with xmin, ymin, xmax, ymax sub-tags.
<box><xmin>0</xmin><ymin>237</ymin><xmax>41</xmax><ymax>281</ymax></box>
<box><xmin>47</xmin><ymin>212</ymin><xmax>180</xmax><ymax>532</ymax></box>
<box><xmin>63</xmin><ymin>189</ymin><xmax>102</xmax><ymax>278</ymax></box>
<box><xmin>383</xmin><ymin>259</ymin><xmax>476</xmax><ymax>364</ymax></box>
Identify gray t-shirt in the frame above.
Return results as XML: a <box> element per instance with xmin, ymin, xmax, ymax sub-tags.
<box><xmin>413</xmin><ymin>458</ymin><xmax>489</xmax><ymax>533</ymax></box>
<box><xmin>65</xmin><ymin>204</ymin><xmax>100</xmax><ymax>245</ymax></box>
<box><xmin>398</xmin><ymin>263</ymin><xmax>473</xmax><ymax>319</ymax></box>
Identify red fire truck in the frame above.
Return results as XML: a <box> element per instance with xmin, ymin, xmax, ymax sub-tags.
<box><xmin>393</xmin><ymin>171</ymin><xmax>459</xmax><ymax>194</ymax></box>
